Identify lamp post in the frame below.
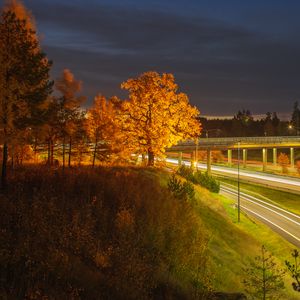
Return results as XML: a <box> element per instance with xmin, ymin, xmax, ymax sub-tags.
<box><xmin>237</xmin><ymin>141</ymin><xmax>241</xmax><ymax>223</ymax></box>
<box><xmin>288</xmin><ymin>124</ymin><xmax>300</xmax><ymax>136</ymax></box>
<box><xmin>195</xmin><ymin>137</ymin><xmax>198</xmax><ymax>170</ymax></box>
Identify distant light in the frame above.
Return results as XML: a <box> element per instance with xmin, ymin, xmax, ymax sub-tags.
<box><xmin>193</xmin><ymin>161</ymin><xmax>197</xmax><ymax>168</ymax></box>
<box><xmin>288</xmin><ymin>124</ymin><xmax>293</xmax><ymax>129</ymax></box>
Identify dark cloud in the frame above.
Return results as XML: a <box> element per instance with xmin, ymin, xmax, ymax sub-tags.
<box><xmin>5</xmin><ymin>0</ymin><xmax>300</xmax><ymax>115</ymax></box>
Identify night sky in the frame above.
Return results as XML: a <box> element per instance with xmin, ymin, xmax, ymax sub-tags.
<box><xmin>3</xmin><ymin>0</ymin><xmax>300</xmax><ymax>117</ymax></box>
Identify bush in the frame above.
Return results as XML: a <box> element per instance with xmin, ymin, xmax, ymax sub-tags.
<box><xmin>177</xmin><ymin>166</ymin><xmax>220</xmax><ymax>193</ymax></box>
<box><xmin>195</xmin><ymin>171</ymin><xmax>220</xmax><ymax>193</ymax></box>
<box><xmin>177</xmin><ymin>164</ymin><xmax>194</xmax><ymax>181</ymax></box>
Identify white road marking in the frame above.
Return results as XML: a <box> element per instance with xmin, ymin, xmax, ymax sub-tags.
<box><xmin>221</xmin><ymin>187</ymin><xmax>300</xmax><ymax>226</ymax></box>
<box><xmin>240</xmin><ymin>205</ymin><xmax>300</xmax><ymax>243</ymax></box>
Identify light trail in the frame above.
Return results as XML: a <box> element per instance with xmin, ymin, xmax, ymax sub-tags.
<box><xmin>240</xmin><ymin>206</ymin><xmax>300</xmax><ymax>244</ymax></box>
<box><xmin>165</xmin><ymin>157</ymin><xmax>300</xmax><ymax>189</ymax></box>
<box><xmin>220</xmin><ymin>184</ymin><xmax>300</xmax><ymax>247</ymax></box>
<box><xmin>221</xmin><ymin>186</ymin><xmax>300</xmax><ymax>226</ymax></box>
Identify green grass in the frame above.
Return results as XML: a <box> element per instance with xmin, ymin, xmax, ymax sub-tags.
<box><xmin>218</xmin><ymin>177</ymin><xmax>300</xmax><ymax>215</ymax></box>
<box><xmin>160</xmin><ymin>167</ymin><xmax>300</xmax><ymax>298</ymax></box>
<box><xmin>190</xmin><ymin>184</ymin><xmax>300</xmax><ymax>299</ymax></box>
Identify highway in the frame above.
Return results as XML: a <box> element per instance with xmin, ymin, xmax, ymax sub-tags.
<box><xmin>165</xmin><ymin>157</ymin><xmax>300</xmax><ymax>193</ymax></box>
<box><xmin>166</xmin><ymin>157</ymin><xmax>300</xmax><ymax>247</ymax></box>
<box><xmin>220</xmin><ymin>184</ymin><xmax>300</xmax><ymax>248</ymax></box>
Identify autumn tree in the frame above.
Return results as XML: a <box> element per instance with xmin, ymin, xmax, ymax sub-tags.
<box><xmin>55</xmin><ymin>69</ymin><xmax>85</xmax><ymax>167</ymax></box>
<box><xmin>121</xmin><ymin>71</ymin><xmax>201</xmax><ymax>166</ymax></box>
<box><xmin>86</xmin><ymin>95</ymin><xmax>114</xmax><ymax>166</ymax></box>
<box><xmin>0</xmin><ymin>8</ymin><xmax>52</xmax><ymax>187</ymax></box>
<box><xmin>296</xmin><ymin>161</ymin><xmax>300</xmax><ymax>175</ymax></box>
<box><xmin>4</xmin><ymin>0</ymin><xmax>36</xmax><ymax>31</ymax></box>
<box><xmin>41</xmin><ymin>97</ymin><xmax>61</xmax><ymax>166</ymax></box>
<box><xmin>278</xmin><ymin>152</ymin><xmax>289</xmax><ymax>174</ymax></box>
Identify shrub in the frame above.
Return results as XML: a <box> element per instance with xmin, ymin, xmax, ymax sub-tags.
<box><xmin>177</xmin><ymin>164</ymin><xmax>194</xmax><ymax>181</ymax></box>
<box><xmin>168</xmin><ymin>174</ymin><xmax>195</xmax><ymax>201</ymax></box>
<box><xmin>177</xmin><ymin>167</ymin><xmax>220</xmax><ymax>193</ymax></box>
<box><xmin>196</xmin><ymin>172</ymin><xmax>220</xmax><ymax>193</ymax></box>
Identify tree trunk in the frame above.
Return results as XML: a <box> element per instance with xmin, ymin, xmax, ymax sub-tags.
<box><xmin>62</xmin><ymin>136</ymin><xmax>65</xmax><ymax>169</ymax></box>
<box><xmin>68</xmin><ymin>137</ymin><xmax>72</xmax><ymax>167</ymax></box>
<box><xmin>147</xmin><ymin>149</ymin><xmax>155</xmax><ymax>166</ymax></box>
<box><xmin>34</xmin><ymin>138</ymin><xmax>37</xmax><ymax>163</ymax></box>
<box><xmin>1</xmin><ymin>142</ymin><xmax>8</xmax><ymax>190</ymax></box>
<box><xmin>47</xmin><ymin>140</ymin><xmax>51</xmax><ymax>165</ymax></box>
<box><xmin>50</xmin><ymin>140</ymin><xmax>54</xmax><ymax>166</ymax></box>
<box><xmin>92</xmin><ymin>137</ymin><xmax>98</xmax><ymax>168</ymax></box>
<box><xmin>11</xmin><ymin>145</ymin><xmax>14</xmax><ymax>169</ymax></box>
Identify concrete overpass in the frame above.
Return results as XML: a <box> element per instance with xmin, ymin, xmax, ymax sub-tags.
<box><xmin>167</xmin><ymin>136</ymin><xmax>300</xmax><ymax>174</ymax></box>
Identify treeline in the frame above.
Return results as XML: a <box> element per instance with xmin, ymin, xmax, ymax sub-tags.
<box><xmin>0</xmin><ymin>1</ymin><xmax>201</xmax><ymax>188</ymax></box>
<box><xmin>201</xmin><ymin>105</ymin><xmax>300</xmax><ymax>137</ymax></box>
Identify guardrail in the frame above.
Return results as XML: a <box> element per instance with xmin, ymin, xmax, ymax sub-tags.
<box><xmin>169</xmin><ymin>136</ymin><xmax>300</xmax><ymax>150</ymax></box>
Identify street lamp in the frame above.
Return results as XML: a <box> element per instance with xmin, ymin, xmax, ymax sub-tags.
<box><xmin>237</xmin><ymin>141</ymin><xmax>241</xmax><ymax>223</ymax></box>
<box><xmin>288</xmin><ymin>124</ymin><xmax>300</xmax><ymax>136</ymax></box>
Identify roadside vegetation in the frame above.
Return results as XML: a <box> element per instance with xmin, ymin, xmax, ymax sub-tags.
<box><xmin>176</xmin><ymin>164</ymin><xmax>220</xmax><ymax>193</ymax></box>
<box><xmin>0</xmin><ymin>166</ymin><xmax>212</xmax><ymax>299</ymax></box>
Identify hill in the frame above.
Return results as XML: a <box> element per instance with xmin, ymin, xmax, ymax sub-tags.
<box><xmin>0</xmin><ymin>166</ymin><xmax>299</xmax><ymax>299</ymax></box>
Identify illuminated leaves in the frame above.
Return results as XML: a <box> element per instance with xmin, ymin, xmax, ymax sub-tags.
<box><xmin>121</xmin><ymin>71</ymin><xmax>201</xmax><ymax>165</ymax></box>
<box><xmin>278</xmin><ymin>152</ymin><xmax>289</xmax><ymax>173</ymax></box>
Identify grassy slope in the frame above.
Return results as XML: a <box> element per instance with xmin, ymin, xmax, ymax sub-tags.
<box><xmin>158</xmin><ymin>169</ymin><xmax>300</xmax><ymax>299</ymax></box>
<box><xmin>219</xmin><ymin>177</ymin><xmax>300</xmax><ymax>215</ymax></box>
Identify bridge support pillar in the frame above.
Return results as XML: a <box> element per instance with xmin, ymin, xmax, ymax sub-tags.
<box><xmin>192</xmin><ymin>151</ymin><xmax>197</xmax><ymax>169</ymax></box>
<box><xmin>207</xmin><ymin>149</ymin><xmax>211</xmax><ymax>175</ymax></box>
<box><xmin>227</xmin><ymin>149</ymin><xmax>232</xmax><ymax>167</ymax></box>
<box><xmin>190</xmin><ymin>152</ymin><xmax>194</xmax><ymax>166</ymax></box>
<box><xmin>242</xmin><ymin>149</ymin><xmax>247</xmax><ymax>168</ymax></box>
<box><xmin>290</xmin><ymin>147</ymin><xmax>295</xmax><ymax>168</ymax></box>
<box><xmin>262</xmin><ymin>148</ymin><xmax>267</xmax><ymax>171</ymax></box>
<box><xmin>273</xmin><ymin>148</ymin><xmax>277</xmax><ymax>166</ymax></box>
<box><xmin>178</xmin><ymin>152</ymin><xmax>182</xmax><ymax>166</ymax></box>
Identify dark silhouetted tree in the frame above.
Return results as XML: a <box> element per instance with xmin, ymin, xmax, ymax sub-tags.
<box><xmin>0</xmin><ymin>9</ymin><xmax>52</xmax><ymax>187</ymax></box>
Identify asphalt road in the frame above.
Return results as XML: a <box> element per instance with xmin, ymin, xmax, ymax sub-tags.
<box><xmin>220</xmin><ymin>184</ymin><xmax>300</xmax><ymax>249</ymax></box>
<box><xmin>166</xmin><ymin>157</ymin><xmax>300</xmax><ymax>193</ymax></box>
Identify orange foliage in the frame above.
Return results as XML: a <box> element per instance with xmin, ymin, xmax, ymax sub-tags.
<box><xmin>4</xmin><ymin>0</ymin><xmax>36</xmax><ymax>31</ymax></box>
<box><xmin>278</xmin><ymin>152</ymin><xmax>289</xmax><ymax>173</ymax></box>
<box><xmin>296</xmin><ymin>160</ymin><xmax>300</xmax><ymax>175</ymax></box>
<box><xmin>121</xmin><ymin>71</ymin><xmax>201</xmax><ymax>165</ymax></box>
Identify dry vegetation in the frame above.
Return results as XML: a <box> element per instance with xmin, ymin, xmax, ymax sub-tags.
<box><xmin>0</xmin><ymin>166</ymin><xmax>211</xmax><ymax>299</ymax></box>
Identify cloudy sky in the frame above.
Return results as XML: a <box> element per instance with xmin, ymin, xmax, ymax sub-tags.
<box><xmin>3</xmin><ymin>0</ymin><xmax>300</xmax><ymax>116</ymax></box>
